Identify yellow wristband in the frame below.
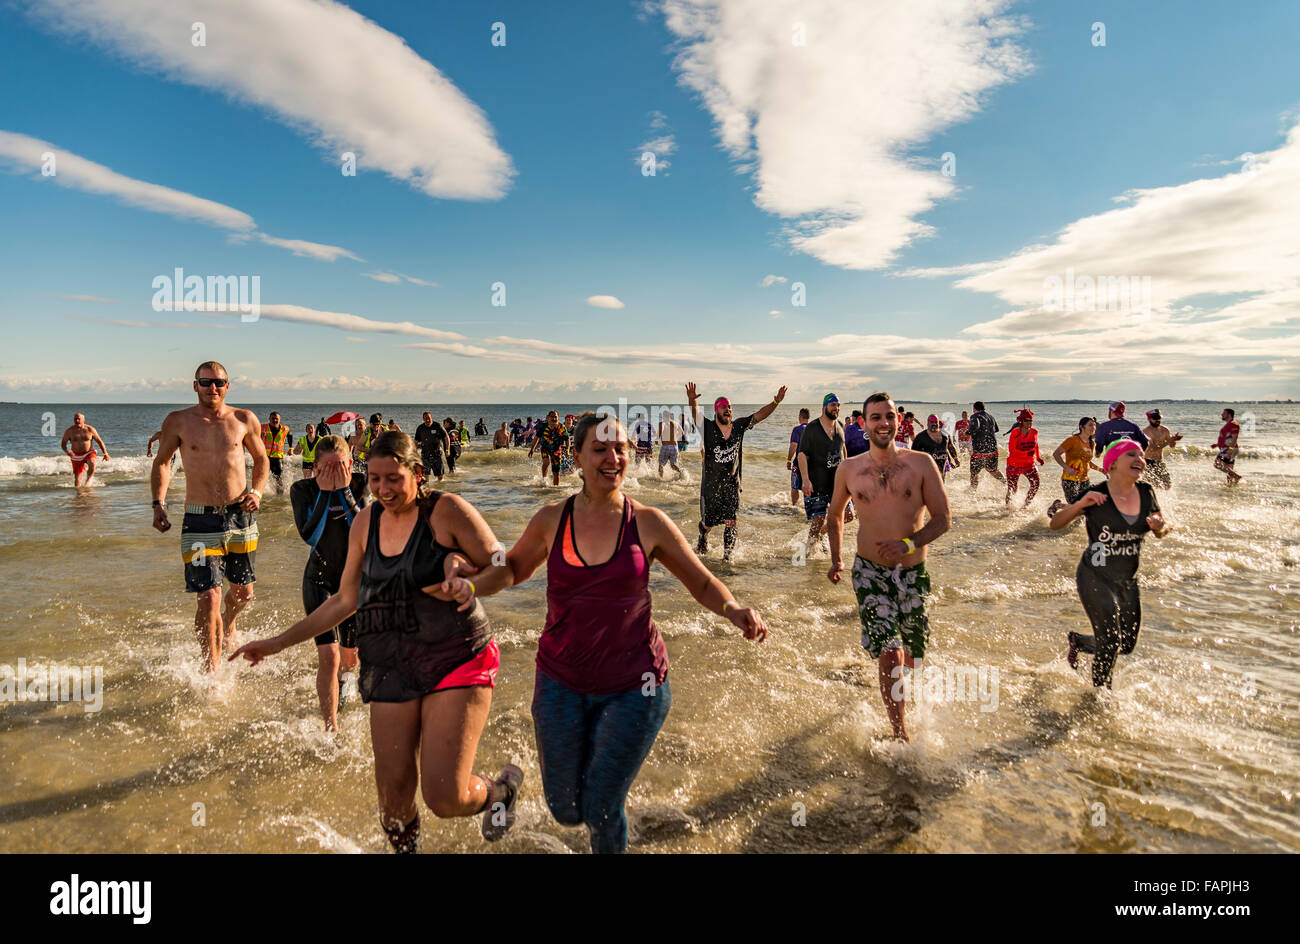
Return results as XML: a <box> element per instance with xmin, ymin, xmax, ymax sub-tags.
<box><xmin>723</xmin><ymin>600</ymin><xmax>738</xmax><ymax>614</ymax></box>
<box><xmin>466</xmin><ymin>580</ymin><xmax>476</xmax><ymax>595</ymax></box>
<box><xmin>902</xmin><ymin>538</ymin><xmax>916</xmax><ymax>554</ymax></box>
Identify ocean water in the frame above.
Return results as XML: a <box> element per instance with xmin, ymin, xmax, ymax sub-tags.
<box><xmin>1</xmin><ymin>400</ymin><xmax>1296</xmax><ymax>853</ymax></box>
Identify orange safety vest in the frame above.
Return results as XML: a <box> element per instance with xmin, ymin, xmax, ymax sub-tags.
<box><xmin>262</xmin><ymin>424</ymin><xmax>288</xmax><ymax>458</ymax></box>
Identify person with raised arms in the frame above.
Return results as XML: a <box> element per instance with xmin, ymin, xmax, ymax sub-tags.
<box><xmin>150</xmin><ymin>361</ymin><xmax>268</xmax><ymax>673</ymax></box>
<box><xmin>1050</xmin><ymin>440</ymin><xmax>1170</xmax><ymax>688</ymax></box>
<box><xmin>826</xmin><ymin>393</ymin><xmax>951</xmax><ymax>742</ymax></box>
<box><xmin>60</xmin><ymin>412</ymin><xmax>110</xmax><ymax>487</ymax></box>
<box><xmin>232</xmin><ymin>431</ymin><xmax>521</xmax><ymax>853</ymax></box>
<box><xmin>448</xmin><ymin>412</ymin><xmax>767</xmax><ymax>853</ymax></box>
<box><xmin>687</xmin><ymin>381</ymin><xmax>787</xmax><ymax>561</ymax></box>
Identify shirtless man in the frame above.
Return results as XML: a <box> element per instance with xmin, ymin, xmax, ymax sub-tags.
<box><xmin>826</xmin><ymin>392</ymin><xmax>951</xmax><ymax>741</ymax></box>
<box><xmin>493</xmin><ymin>423</ymin><xmax>510</xmax><ymax>449</ymax></box>
<box><xmin>1140</xmin><ymin>409</ymin><xmax>1182</xmax><ymax>490</ymax></box>
<box><xmin>150</xmin><ymin>361</ymin><xmax>269</xmax><ymax>673</ymax></box>
<box><xmin>60</xmin><ymin>413</ymin><xmax>110</xmax><ymax>486</ymax></box>
<box><xmin>658</xmin><ymin>408</ymin><xmax>685</xmax><ymax>479</ymax></box>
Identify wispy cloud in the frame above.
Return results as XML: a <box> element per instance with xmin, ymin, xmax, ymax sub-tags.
<box><xmin>0</xmin><ymin>130</ymin><xmax>360</xmax><ymax>262</ymax></box>
<box><xmin>586</xmin><ymin>295</ymin><xmax>626</xmax><ymax>309</ymax></box>
<box><xmin>363</xmin><ymin>271</ymin><xmax>439</xmax><ymax>287</ymax></box>
<box><xmin>759</xmin><ymin>274</ymin><xmax>787</xmax><ymax>287</ymax></box>
<box><xmin>60</xmin><ymin>294</ymin><xmax>116</xmax><ymax>303</ymax></box>
<box><xmin>64</xmin><ymin>313</ymin><xmax>235</xmax><ymax>330</ymax></box>
<box><xmin>183</xmin><ymin>303</ymin><xmax>466</xmax><ymax>341</ymax></box>
<box><xmin>657</xmin><ymin>0</ymin><xmax>1031</xmax><ymax>269</ymax></box>
<box><xmin>27</xmin><ymin>0</ymin><xmax>515</xmax><ymax>200</ymax></box>
<box><xmin>636</xmin><ymin>110</ymin><xmax>677</xmax><ymax>173</ymax></box>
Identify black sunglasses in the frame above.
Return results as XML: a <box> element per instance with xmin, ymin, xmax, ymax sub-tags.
<box><xmin>196</xmin><ymin>378</ymin><xmax>228</xmax><ymax>388</ymax></box>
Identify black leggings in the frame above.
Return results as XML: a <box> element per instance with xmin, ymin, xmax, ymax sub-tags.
<box><xmin>1073</xmin><ymin>565</ymin><xmax>1140</xmax><ymax>687</ymax></box>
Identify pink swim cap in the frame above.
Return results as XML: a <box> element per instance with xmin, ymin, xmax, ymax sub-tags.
<box><xmin>714</xmin><ymin>397</ymin><xmax>731</xmax><ymax>412</ymax></box>
<box><xmin>1102</xmin><ymin>439</ymin><xmax>1143</xmax><ymax>473</ymax></box>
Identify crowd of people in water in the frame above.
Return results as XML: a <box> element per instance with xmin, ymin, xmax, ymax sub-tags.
<box><xmin>54</xmin><ymin>360</ymin><xmax>1252</xmax><ymax>853</ymax></box>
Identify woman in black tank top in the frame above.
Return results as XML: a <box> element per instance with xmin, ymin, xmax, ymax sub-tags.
<box><xmin>233</xmin><ymin>432</ymin><xmax>522</xmax><ymax>853</ymax></box>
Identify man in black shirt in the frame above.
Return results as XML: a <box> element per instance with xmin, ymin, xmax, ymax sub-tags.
<box><xmin>967</xmin><ymin>400</ymin><xmax>1005</xmax><ymax>490</ymax></box>
<box><xmin>414</xmin><ymin>411</ymin><xmax>449</xmax><ymax>481</ymax></box>
<box><xmin>288</xmin><ymin>435</ymin><xmax>366</xmax><ymax>730</ymax></box>
<box><xmin>911</xmin><ymin>414</ymin><xmax>959</xmax><ymax>479</ymax></box>
<box><xmin>797</xmin><ymin>393</ymin><xmax>846</xmax><ymax>553</ymax></box>
<box><xmin>687</xmin><ymin>380</ymin><xmax>787</xmax><ymax>561</ymax></box>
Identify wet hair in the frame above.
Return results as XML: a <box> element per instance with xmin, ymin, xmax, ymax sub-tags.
<box><xmin>1223</xmin><ymin>408</ymin><xmax>1235</xmax><ymax>418</ymax></box>
<box><xmin>315</xmin><ymin>434</ymin><xmax>349</xmax><ymax>457</ymax></box>
<box><xmin>195</xmin><ymin>360</ymin><xmax>227</xmax><ymax>379</ymax></box>
<box><xmin>904</xmin><ymin>412</ymin><xmax>915</xmax><ymax>421</ymax></box>
<box><xmin>367</xmin><ymin>431</ymin><xmax>442</xmax><ymax>515</ymax></box>
<box><xmin>851</xmin><ymin>410</ymin><xmax>862</xmax><ymax>420</ymax></box>
<box><xmin>864</xmin><ymin>391</ymin><xmax>893</xmax><ymax>411</ymax></box>
<box><xmin>369</xmin><ymin>413</ymin><xmax>382</xmax><ymax>424</ymax></box>
<box><xmin>798</xmin><ymin>408</ymin><xmax>811</xmax><ymax>420</ymax></box>
<box><xmin>572</xmin><ymin>410</ymin><xmax>628</xmax><ymax>453</ymax></box>
<box><xmin>973</xmin><ymin>401</ymin><xmax>985</xmax><ymax>412</ymax></box>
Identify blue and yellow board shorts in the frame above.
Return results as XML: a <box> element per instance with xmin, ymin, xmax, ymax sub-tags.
<box><xmin>181</xmin><ymin>503</ymin><xmax>258</xmax><ymax>592</ymax></box>
<box><xmin>851</xmin><ymin>557</ymin><xmax>931</xmax><ymax>659</ymax></box>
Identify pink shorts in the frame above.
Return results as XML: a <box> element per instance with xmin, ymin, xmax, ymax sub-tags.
<box><xmin>434</xmin><ymin>638</ymin><xmax>500</xmax><ymax>691</ymax></box>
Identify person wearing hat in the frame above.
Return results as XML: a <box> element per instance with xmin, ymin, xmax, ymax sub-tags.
<box><xmin>1140</xmin><ymin>409</ymin><xmax>1182</xmax><ymax>489</ymax></box>
<box><xmin>686</xmin><ymin>381</ymin><xmax>787</xmax><ymax>560</ymax></box>
<box><xmin>1050</xmin><ymin>439</ymin><xmax>1170</xmax><ymax>688</ymax></box>
<box><xmin>797</xmin><ymin>394</ymin><xmax>847</xmax><ymax>552</ymax></box>
<box><xmin>1094</xmin><ymin>401</ymin><xmax>1149</xmax><ymax>456</ymax></box>
<box><xmin>1004</xmin><ymin>409</ymin><xmax>1044</xmax><ymax>507</ymax></box>
<box><xmin>911</xmin><ymin>414</ymin><xmax>959</xmax><ymax>480</ymax></box>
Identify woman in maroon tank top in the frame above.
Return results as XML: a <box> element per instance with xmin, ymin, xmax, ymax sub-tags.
<box><xmin>453</xmin><ymin>412</ymin><xmax>768</xmax><ymax>852</ymax></box>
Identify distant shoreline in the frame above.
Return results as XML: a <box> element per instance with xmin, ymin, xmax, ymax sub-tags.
<box><xmin>3</xmin><ymin>399</ymin><xmax>1294</xmax><ymax>407</ymax></box>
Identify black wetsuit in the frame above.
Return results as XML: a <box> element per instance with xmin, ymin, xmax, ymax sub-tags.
<box><xmin>1073</xmin><ymin>481</ymin><xmax>1160</xmax><ymax>687</ymax></box>
<box><xmin>355</xmin><ymin>497</ymin><xmax>492</xmax><ymax>702</ymax></box>
<box><xmin>290</xmin><ymin>473</ymin><xmax>367</xmax><ymax>647</ymax></box>
<box><xmin>414</xmin><ymin>422</ymin><xmax>449</xmax><ymax>478</ymax></box>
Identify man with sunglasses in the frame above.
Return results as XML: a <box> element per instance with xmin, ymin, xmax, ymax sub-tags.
<box><xmin>150</xmin><ymin>361</ymin><xmax>270</xmax><ymax>673</ymax></box>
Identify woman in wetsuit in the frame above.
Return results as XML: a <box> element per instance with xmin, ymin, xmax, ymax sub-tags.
<box><xmin>288</xmin><ymin>435</ymin><xmax>365</xmax><ymax>730</ymax></box>
<box><xmin>233</xmin><ymin>431</ymin><xmax>521</xmax><ymax>853</ymax></box>
<box><xmin>450</xmin><ymin>412</ymin><xmax>768</xmax><ymax>853</ymax></box>
<box><xmin>1049</xmin><ymin>439</ymin><xmax>1170</xmax><ymax>688</ymax></box>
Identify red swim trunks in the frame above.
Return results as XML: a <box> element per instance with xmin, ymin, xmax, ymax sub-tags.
<box><xmin>70</xmin><ymin>450</ymin><xmax>96</xmax><ymax>477</ymax></box>
<box><xmin>434</xmin><ymin>638</ymin><xmax>501</xmax><ymax>691</ymax></box>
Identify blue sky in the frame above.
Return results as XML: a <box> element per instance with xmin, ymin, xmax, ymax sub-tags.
<box><xmin>1</xmin><ymin>0</ymin><xmax>1297</xmax><ymax>403</ymax></box>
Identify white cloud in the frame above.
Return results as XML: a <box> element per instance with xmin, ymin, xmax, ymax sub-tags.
<box><xmin>29</xmin><ymin>0</ymin><xmax>514</xmax><ymax>200</ymax></box>
<box><xmin>1</xmin><ymin>130</ymin><xmax>359</xmax><ymax>262</ymax></box>
<box><xmin>636</xmin><ymin>110</ymin><xmax>677</xmax><ymax>172</ymax></box>
<box><xmin>363</xmin><ymin>271</ymin><xmax>438</xmax><ymax>287</ymax></box>
<box><xmin>657</xmin><ymin>0</ymin><xmax>1031</xmax><ymax>269</ymax></box>
<box><xmin>769</xmin><ymin>310</ymin><xmax>782</xmax><ymax>317</ymax></box>
<box><xmin>759</xmin><ymin>274</ymin><xmax>787</xmax><ymax>287</ymax></box>
<box><xmin>255</xmin><ymin>234</ymin><xmax>361</xmax><ymax>262</ymax></box>
<box><xmin>60</xmin><ymin>294</ymin><xmax>116</xmax><ymax>303</ymax></box>
<box><xmin>586</xmin><ymin>295</ymin><xmax>626</xmax><ymax>309</ymax></box>
<box><xmin>64</xmin><ymin>313</ymin><xmax>235</xmax><ymax>330</ymax></box>
<box><xmin>183</xmin><ymin>303</ymin><xmax>466</xmax><ymax>341</ymax></box>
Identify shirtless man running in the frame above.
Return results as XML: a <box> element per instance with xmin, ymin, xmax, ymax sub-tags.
<box><xmin>150</xmin><ymin>361</ymin><xmax>269</xmax><ymax>673</ymax></box>
<box><xmin>826</xmin><ymin>392</ymin><xmax>951</xmax><ymax>741</ymax></box>
<box><xmin>1140</xmin><ymin>409</ymin><xmax>1182</xmax><ymax>490</ymax></box>
<box><xmin>60</xmin><ymin>413</ymin><xmax>110</xmax><ymax>486</ymax></box>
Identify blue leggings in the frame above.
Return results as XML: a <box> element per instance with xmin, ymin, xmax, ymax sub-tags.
<box><xmin>531</xmin><ymin>669</ymin><xmax>672</xmax><ymax>854</ymax></box>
